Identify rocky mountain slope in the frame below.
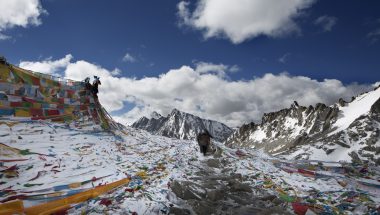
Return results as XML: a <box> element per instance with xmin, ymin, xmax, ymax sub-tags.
<box><xmin>226</xmin><ymin>86</ymin><xmax>380</xmax><ymax>164</ymax></box>
<box><xmin>1</xmin><ymin>120</ymin><xmax>379</xmax><ymax>214</ymax></box>
<box><xmin>132</xmin><ymin>109</ymin><xmax>233</xmax><ymax>142</ymax></box>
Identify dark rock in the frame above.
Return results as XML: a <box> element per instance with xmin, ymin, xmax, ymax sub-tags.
<box><xmin>229</xmin><ymin>193</ymin><xmax>256</xmax><ymax>205</ymax></box>
<box><xmin>362</xmin><ymin>145</ymin><xmax>375</xmax><ymax>152</ymax></box>
<box><xmin>261</xmin><ymin>206</ymin><xmax>293</xmax><ymax>215</ymax></box>
<box><xmin>376</xmin><ymin>158</ymin><xmax>380</xmax><ymax>166</ymax></box>
<box><xmin>362</xmin><ymin>153</ymin><xmax>374</xmax><ymax>159</ymax></box>
<box><xmin>338</xmin><ymin>98</ymin><xmax>346</xmax><ymax>107</ymax></box>
<box><xmin>221</xmin><ymin>167</ymin><xmax>233</xmax><ymax>173</ymax></box>
<box><xmin>305</xmin><ymin>105</ymin><xmax>314</xmax><ymax>115</ymax></box>
<box><xmin>168</xmin><ymin>207</ymin><xmax>191</xmax><ymax>215</ymax></box>
<box><xmin>206</xmin><ymin>159</ymin><xmax>220</xmax><ymax>168</ymax></box>
<box><xmin>233</xmin><ymin>207</ymin><xmax>263</xmax><ymax>214</ymax></box>
<box><xmin>228</xmin><ymin>180</ymin><xmax>252</xmax><ymax>193</ymax></box>
<box><xmin>170</xmin><ymin>181</ymin><xmax>206</xmax><ymax>200</ymax></box>
<box><xmin>272</xmin><ymin>197</ymin><xmax>285</xmax><ymax>205</ymax></box>
<box><xmin>370</xmin><ymin>98</ymin><xmax>380</xmax><ymax>114</ymax></box>
<box><xmin>230</xmin><ymin>173</ymin><xmax>243</xmax><ymax>181</ymax></box>
<box><xmin>326</xmin><ymin>148</ymin><xmax>335</xmax><ymax>155</ymax></box>
<box><xmin>349</xmin><ymin>151</ymin><xmax>362</xmax><ymax>164</ymax></box>
<box><xmin>188</xmin><ymin>200</ymin><xmax>215</xmax><ymax>215</ymax></box>
<box><xmin>335</xmin><ymin>141</ymin><xmax>350</xmax><ymax>148</ymax></box>
<box><xmin>259</xmin><ymin>195</ymin><xmax>277</xmax><ymax>202</ymax></box>
<box><xmin>291</xmin><ymin>135</ymin><xmax>308</xmax><ymax>148</ymax></box>
<box><xmin>206</xmin><ymin>189</ymin><xmax>225</xmax><ymax>201</ymax></box>
<box><xmin>348</xmin><ymin>132</ymin><xmax>359</xmax><ymax>141</ymax></box>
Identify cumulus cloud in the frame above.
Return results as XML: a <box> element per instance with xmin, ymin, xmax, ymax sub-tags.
<box><xmin>194</xmin><ymin>61</ymin><xmax>240</xmax><ymax>78</ymax></box>
<box><xmin>0</xmin><ymin>33</ymin><xmax>10</xmax><ymax>40</ymax></box>
<box><xmin>122</xmin><ymin>53</ymin><xmax>136</xmax><ymax>63</ymax></box>
<box><xmin>0</xmin><ymin>0</ymin><xmax>46</xmax><ymax>39</ymax></box>
<box><xmin>19</xmin><ymin>54</ymin><xmax>73</xmax><ymax>76</ymax></box>
<box><xmin>314</xmin><ymin>15</ymin><xmax>337</xmax><ymax>32</ymax></box>
<box><xmin>19</xmin><ymin>55</ymin><xmax>374</xmax><ymax>127</ymax></box>
<box><xmin>111</xmin><ymin>68</ymin><xmax>122</xmax><ymax>76</ymax></box>
<box><xmin>177</xmin><ymin>0</ymin><xmax>315</xmax><ymax>44</ymax></box>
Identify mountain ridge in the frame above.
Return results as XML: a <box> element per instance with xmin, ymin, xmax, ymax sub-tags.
<box><xmin>226</xmin><ymin>86</ymin><xmax>380</xmax><ymax>164</ymax></box>
<box><xmin>132</xmin><ymin>108</ymin><xmax>233</xmax><ymax>142</ymax></box>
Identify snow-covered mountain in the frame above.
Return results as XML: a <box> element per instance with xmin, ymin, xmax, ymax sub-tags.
<box><xmin>132</xmin><ymin>108</ymin><xmax>233</xmax><ymax>142</ymax></box>
<box><xmin>226</xmin><ymin>86</ymin><xmax>380</xmax><ymax>164</ymax></box>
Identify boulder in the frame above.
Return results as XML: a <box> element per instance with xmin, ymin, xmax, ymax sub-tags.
<box><xmin>206</xmin><ymin>159</ymin><xmax>220</xmax><ymax>168</ymax></box>
<box><xmin>168</xmin><ymin>207</ymin><xmax>191</xmax><ymax>215</ymax></box>
<box><xmin>228</xmin><ymin>179</ymin><xmax>252</xmax><ymax>193</ymax></box>
<box><xmin>170</xmin><ymin>181</ymin><xmax>206</xmax><ymax>200</ymax></box>
<box><xmin>206</xmin><ymin>189</ymin><xmax>225</xmax><ymax>201</ymax></box>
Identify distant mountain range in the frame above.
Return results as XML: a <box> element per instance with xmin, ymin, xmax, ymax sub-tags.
<box><xmin>226</xmin><ymin>86</ymin><xmax>380</xmax><ymax>165</ymax></box>
<box><xmin>132</xmin><ymin>86</ymin><xmax>380</xmax><ymax>164</ymax></box>
<box><xmin>132</xmin><ymin>109</ymin><xmax>233</xmax><ymax>142</ymax></box>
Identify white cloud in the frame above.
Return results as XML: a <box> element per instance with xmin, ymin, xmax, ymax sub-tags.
<box><xmin>373</xmin><ymin>82</ymin><xmax>380</xmax><ymax>88</ymax></box>
<box><xmin>177</xmin><ymin>0</ymin><xmax>315</xmax><ymax>44</ymax></box>
<box><xmin>19</xmin><ymin>54</ymin><xmax>73</xmax><ymax>76</ymax></box>
<box><xmin>111</xmin><ymin>68</ymin><xmax>122</xmax><ymax>76</ymax></box>
<box><xmin>314</xmin><ymin>15</ymin><xmax>337</xmax><ymax>32</ymax></box>
<box><xmin>177</xmin><ymin>1</ymin><xmax>191</xmax><ymax>27</ymax></box>
<box><xmin>0</xmin><ymin>0</ymin><xmax>46</xmax><ymax>38</ymax></box>
<box><xmin>19</xmin><ymin>55</ymin><xmax>374</xmax><ymax>128</ymax></box>
<box><xmin>278</xmin><ymin>53</ymin><xmax>291</xmax><ymax>63</ymax></box>
<box><xmin>122</xmin><ymin>53</ymin><xmax>136</xmax><ymax>63</ymax></box>
<box><xmin>229</xmin><ymin>65</ymin><xmax>240</xmax><ymax>73</ymax></box>
<box><xmin>0</xmin><ymin>33</ymin><xmax>10</xmax><ymax>40</ymax></box>
<box><xmin>194</xmin><ymin>61</ymin><xmax>239</xmax><ymax>78</ymax></box>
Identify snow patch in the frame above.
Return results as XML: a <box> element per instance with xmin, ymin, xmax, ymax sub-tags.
<box><xmin>331</xmin><ymin>87</ymin><xmax>380</xmax><ymax>135</ymax></box>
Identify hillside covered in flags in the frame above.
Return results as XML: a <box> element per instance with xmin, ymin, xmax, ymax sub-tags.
<box><xmin>0</xmin><ymin>58</ymin><xmax>118</xmax><ymax>130</ymax></box>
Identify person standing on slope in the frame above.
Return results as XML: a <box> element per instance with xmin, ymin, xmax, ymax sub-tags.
<box><xmin>196</xmin><ymin>130</ymin><xmax>213</xmax><ymax>156</ymax></box>
<box><xmin>92</xmin><ymin>76</ymin><xmax>101</xmax><ymax>98</ymax></box>
<box><xmin>84</xmin><ymin>77</ymin><xmax>92</xmax><ymax>95</ymax></box>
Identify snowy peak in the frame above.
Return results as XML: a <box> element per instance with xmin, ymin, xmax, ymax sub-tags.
<box><xmin>150</xmin><ymin>111</ymin><xmax>163</xmax><ymax>119</ymax></box>
<box><xmin>132</xmin><ymin>109</ymin><xmax>233</xmax><ymax>142</ymax></box>
<box><xmin>226</xmin><ymin>86</ymin><xmax>380</xmax><ymax>164</ymax></box>
<box><xmin>170</xmin><ymin>108</ymin><xmax>181</xmax><ymax>115</ymax></box>
<box><xmin>332</xmin><ymin>86</ymin><xmax>380</xmax><ymax>134</ymax></box>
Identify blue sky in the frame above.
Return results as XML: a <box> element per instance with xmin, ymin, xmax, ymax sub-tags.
<box><xmin>0</xmin><ymin>0</ymin><xmax>379</xmax><ymax>126</ymax></box>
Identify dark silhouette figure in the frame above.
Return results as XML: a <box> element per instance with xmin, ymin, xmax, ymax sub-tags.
<box><xmin>0</xmin><ymin>56</ymin><xmax>7</xmax><ymax>65</ymax></box>
<box><xmin>84</xmin><ymin>77</ymin><xmax>92</xmax><ymax>90</ymax></box>
<box><xmin>92</xmin><ymin>76</ymin><xmax>101</xmax><ymax>98</ymax></box>
<box><xmin>196</xmin><ymin>130</ymin><xmax>213</xmax><ymax>156</ymax></box>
